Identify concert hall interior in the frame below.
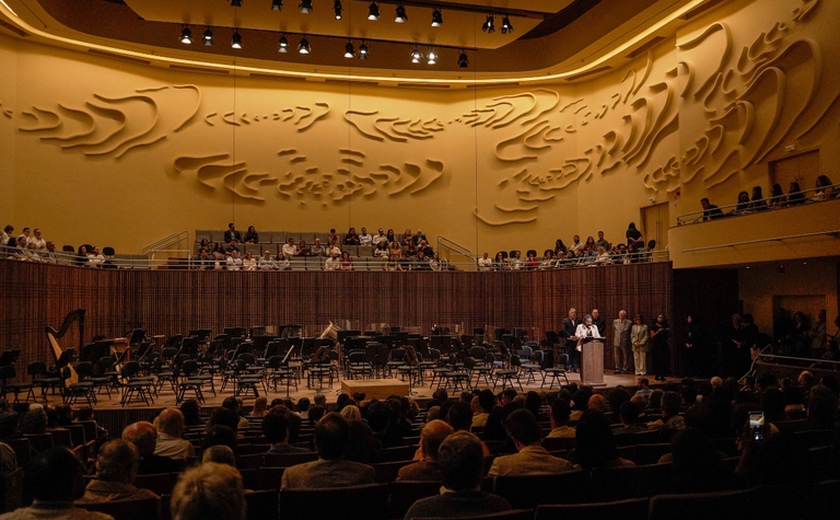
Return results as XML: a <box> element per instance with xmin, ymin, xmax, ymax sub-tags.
<box><xmin>0</xmin><ymin>0</ymin><xmax>839</xmax><ymax>518</ymax></box>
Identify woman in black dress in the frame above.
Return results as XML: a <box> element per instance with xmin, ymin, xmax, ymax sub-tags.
<box><xmin>650</xmin><ymin>314</ymin><xmax>670</xmax><ymax>381</ymax></box>
<box><xmin>625</xmin><ymin>222</ymin><xmax>643</xmax><ymax>248</ymax></box>
<box><xmin>684</xmin><ymin>316</ymin><xmax>708</xmax><ymax>378</ymax></box>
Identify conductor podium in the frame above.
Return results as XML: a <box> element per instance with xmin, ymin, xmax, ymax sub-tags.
<box><xmin>580</xmin><ymin>339</ymin><xmax>604</xmax><ymax>384</ymax></box>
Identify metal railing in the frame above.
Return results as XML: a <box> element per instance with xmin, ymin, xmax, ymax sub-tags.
<box><xmin>676</xmin><ymin>182</ymin><xmax>840</xmax><ymax>226</ymax></box>
<box><xmin>141</xmin><ymin>230</ymin><xmax>190</xmax><ymax>263</ymax></box>
<box><xmin>682</xmin><ymin>229</ymin><xmax>840</xmax><ymax>254</ymax></box>
<box><xmin>0</xmin><ymin>244</ymin><xmax>669</xmax><ymax>271</ymax></box>
<box><xmin>436</xmin><ymin>235</ymin><xmax>474</xmax><ymax>270</ymax></box>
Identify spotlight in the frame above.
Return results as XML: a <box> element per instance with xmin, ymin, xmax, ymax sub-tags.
<box><xmin>179</xmin><ymin>26</ymin><xmax>192</xmax><ymax>45</ymax></box>
<box><xmin>344</xmin><ymin>41</ymin><xmax>355</xmax><ymax>58</ymax></box>
<box><xmin>278</xmin><ymin>35</ymin><xmax>289</xmax><ymax>53</ymax></box>
<box><xmin>359</xmin><ymin>42</ymin><xmax>369</xmax><ymax>59</ymax></box>
<box><xmin>231</xmin><ymin>32</ymin><xmax>243</xmax><ymax>49</ymax></box>
<box><xmin>501</xmin><ymin>16</ymin><xmax>513</xmax><ymax>34</ymax></box>
<box><xmin>271</xmin><ymin>0</ymin><xmax>282</xmax><ymax>10</ymax></box>
<box><xmin>231</xmin><ymin>0</ymin><xmax>242</xmax><ymax>6</ymax></box>
<box><xmin>431</xmin><ymin>9</ymin><xmax>443</xmax><ymax>27</ymax></box>
<box><xmin>427</xmin><ymin>48</ymin><xmax>438</xmax><ymax>65</ymax></box>
<box><xmin>202</xmin><ymin>28</ymin><xmax>214</xmax><ymax>46</ymax></box>
<box><xmin>458</xmin><ymin>51</ymin><xmax>468</xmax><ymax>68</ymax></box>
<box><xmin>395</xmin><ymin>5</ymin><xmax>407</xmax><ymax>23</ymax></box>
<box><xmin>298</xmin><ymin>36</ymin><xmax>311</xmax><ymax>54</ymax></box>
<box><xmin>482</xmin><ymin>15</ymin><xmax>495</xmax><ymax>33</ymax></box>
<box><xmin>334</xmin><ymin>0</ymin><xmax>342</xmax><ymax>19</ymax></box>
<box><xmin>411</xmin><ymin>47</ymin><xmax>423</xmax><ymax>64</ymax></box>
<box><xmin>299</xmin><ymin>0</ymin><xmax>312</xmax><ymax>14</ymax></box>
<box><xmin>368</xmin><ymin>2</ymin><xmax>380</xmax><ymax>20</ymax></box>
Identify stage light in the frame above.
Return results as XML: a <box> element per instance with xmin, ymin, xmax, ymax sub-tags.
<box><xmin>395</xmin><ymin>5</ymin><xmax>407</xmax><ymax>23</ymax></box>
<box><xmin>334</xmin><ymin>0</ymin><xmax>342</xmax><ymax>19</ymax></box>
<box><xmin>410</xmin><ymin>47</ymin><xmax>423</xmax><ymax>64</ymax></box>
<box><xmin>278</xmin><ymin>35</ymin><xmax>289</xmax><ymax>52</ymax></box>
<box><xmin>271</xmin><ymin>0</ymin><xmax>282</xmax><ymax>11</ymax></box>
<box><xmin>202</xmin><ymin>28</ymin><xmax>214</xmax><ymax>46</ymax></box>
<box><xmin>344</xmin><ymin>41</ymin><xmax>355</xmax><ymax>58</ymax></box>
<box><xmin>231</xmin><ymin>32</ymin><xmax>243</xmax><ymax>49</ymax></box>
<box><xmin>501</xmin><ymin>16</ymin><xmax>513</xmax><ymax>34</ymax></box>
<box><xmin>427</xmin><ymin>48</ymin><xmax>438</xmax><ymax>65</ymax></box>
<box><xmin>359</xmin><ymin>42</ymin><xmax>369</xmax><ymax>59</ymax></box>
<box><xmin>482</xmin><ymin>15</ymin><xmax>495</xmax><ymax>33</ymax></box>
<box><xmin>179</xmin><ymin>26</ymin><xmax>192</xmax><ymax>45</ymax></box>
<box><xmin>458</xmin><ymin>51</ymin><xmax>468</xmax><ymax>68</ymax></box>
<box><xmin>299</xmin><ymin>0</ymin><xmax>312</xmax><ymax>14</ymax></box>
<box><xmin>431</xmin><ymin>9</ymin><xmax>443</xmax><ymax>27</ymax></box>
<box><xmin>368</xmin><ymin>2</ymin><xmax>380</xmax><ymax>20</ymax></box>
<box><xmin>298</xmin><ymin>36</ymin><xmax>311</xmax><ymax>54</ymax></box>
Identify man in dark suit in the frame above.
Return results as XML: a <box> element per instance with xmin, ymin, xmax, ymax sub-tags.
<box><xmin>563</xmin><ymin>308</ymin><xmax>580</xmax><ymax>372</ymax></box>
<box><xmin>612</xmin><ymin>310</ymin><xmax>632</xmax><ymax>374</ymax></box>
<box><xmin>592</xmin><ymin>309</ymin><xmax>606</xmax><ymax>337</ymax></box>
<box><xmin>700</xmin><ymin>198</ymin><xmax>724</xmax><ymax>221</ymax></box>
<box><xmin>280</xmin><ymin>413</ymin><xmax>374</xmax><ymax>489</ymax></box>
<box><xmin>223</xmin><ymin>223</ymin><xmax>241</xmax><ymax>244</ymax></box>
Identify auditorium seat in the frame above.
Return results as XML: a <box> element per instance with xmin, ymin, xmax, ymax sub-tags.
<box><xmin>493</xmin><ymin>471</ymin><xmax>591</xmax><ymax>508</ymax></box>
<box><xmin>262</xmin><ymin>451</ymin><xmax>318</xmax><ymax>468</ymax></box>
<box><xmin>414</xmin><ymin>511</ymin><xmax>534</xmax><ymax>520</ymax></box>
<box><xmin>0</xmin><ymin>467</ymin><xmax>24</xmax><ymax>514</ymax></box>
<box><xmin>647</xmin><ymin>489</ymin><xmax>754</xmax><ymax>520</ymax></box>
<box><xmin>245</xmin><ymin>489</ymin><xmax>279</xmax><ymax>520</ymax></box>
<box><xmin>629</xmin><ymin>443</ymin><xmax>671</xmax><ymax>465</ymax></box>
<box><xmin>194</xmin><ymin>230</ymin><xmax>211</xmax><ymax>244</ymax></box>
<box><xmin>134</xmin><ymin>472</ymin><xmax>180</xmax><ymax>496</ymax></box>
<box><xmin>279</xmin><ymin>483</ymin><xmax>389</xmax><ymax>520</ymax></box>
<box><xmin>77</xmin><ymin>496</ymin><xmax>160</xmax><ymax>520</ymax></box>
<box><xmin>535</xmin><ymin>498</ymin><xmax>649</xmax><ymax>520</ymax></box>
<box><xmin>588</xmin><ymin>463</ymin><xmax>671</xmax><ymax>501</ymax></box>
<box><xmin>388</xmin><ymin>480</ymin><xmax>442</xmax><ymax>518</ymax></box>
<box><xmin>211</xmin><ymin>230</ymin><xmax>226</xmax><ymax>243</ymax></box>
<box><xmin>371</xmin><ymin>460</ymin><xmax>413</xmax><ymax>483</ymax></box>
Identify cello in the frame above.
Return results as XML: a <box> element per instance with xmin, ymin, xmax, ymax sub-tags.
<box><xmin>45</xmin><ymin>309</ymin><xmax>86</xmax><ymax>387</ymax></box>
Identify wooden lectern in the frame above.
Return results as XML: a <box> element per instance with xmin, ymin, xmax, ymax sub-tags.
<box><xmin>581</xmin><ymin>339</ymin><xmax>604</xmax><ymax>384</ymax></box>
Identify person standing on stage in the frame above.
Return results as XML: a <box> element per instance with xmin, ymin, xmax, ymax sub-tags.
<box><xmin>612</xmin><ymin>310</ymin><xmax>632</xmax><ymax>374</ymax></box>
<box><xmin>592</xmin><ymin>309</ymin><xmax>606</xmax><ymax>337</ymax></box>
<box><xmin>631</xmin><ymin>315</ymin><xmax>649</xmax><ymax>377</ymax></box>
<box><xmin>574</xmin><ymin>315</ymin><xmax>602</xmax><ymax>376</ymax></box>
<box><xmin>563</xmin><ymin>309</ymin><xmax>580</xmax><ymax>372</ymax></box>
<box><xmin>650</xmin><ymin>314</ymin><xmax>670</xmax><ymax>381</ymax></box>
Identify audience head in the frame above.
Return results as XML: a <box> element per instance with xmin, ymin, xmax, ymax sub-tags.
<box><xmin>620</xmin><ymin>401</ymin><xmax>640</xmax><ymax>426</ymax></box>
<box><xmin>550</xmin><ymin>398</ymin><xmax>571</xmax><ymax>427</ymax></box>
<box><xmin>661</xmin><ymin>391</ymin><xmax>682</xmax><ymax>418</ymax></box>
<box><xmin>181</xmin><ymin>400</ymin><xmax>203</xmax><ymax>425</ymax></box>
<box><xmin>588</xmin><ymin>394</ymin><xmax>608</xmax><ymax>413</ymax></box>
<box><xmin>315</xmin><ymin>413</ymin><xmax>351</xmax><ymax>460</ymax></box>
<box><xmin>96</xmin><ymin>439</ymin><xmax>139</xmax><ymax>483</ymax></box>
<box><xmin>158</xmin><ymin>408</ymin><xmax>186</xmax><ymax>437</ymax></box>
<box><xmin>478</xmin><ymin>389</ymin><xmax>495</xmax><ymax>413</ymax></box>
<box><xmin>122</xmin><ymin>421</ymin><xmax>158</xmax><ymax>457</ymax></box>
<box><xmin>308</xmin><ymin>405</ymin><xmax>326</xmax><ymax>426</ymax></box>
<box><xmin>420</xmin><ymin>420</ymin><xmax>454</xmax><ymax>461</ymax></box>
<box><xmin>261</xmin><ymin>410</ymin><xmax>291</xmax><ymax>445</ymax></box>
<box><xmin>297</xmin><ymin>397</ymin><xmax>310</xmax><ymax>412</ymax></box>
<box><xmin>171</xmin><ymin>463</ymin><xmax>245</xmax><ymax>520</ymax></box>
<box><xmin>446</xmin><ymin>401</ymin><xmax>473</xmax><ymax>432</ymax></box>
<box><xmin>25</xmin><ymin>447</ymin><xmax>85</xmax><ymax>503</ymax></box>
<box><xmin>208</xmin><ymin>407</ymin><xmax>240</xmax><ymax>432</ymax></box>
<box><xmin>313</xmin><ymin>393</ymin><xmax>327</xmax><ymax>406</ymax></box>
<box><xmin>504</xmin><ymin>409</ymin><xmax>542</xmax><ymax>448</ymax></box>
<box><xmin>340</xmin><ymin>405</ymin><xmax>361</xmax><ymax>422</ymax></box>
<box><xmin>201</xmin><ymin>446</ymin><xmax>236</xmax><ymax>467</ymax></box>
<box><xmin>437</xmin><ymin>431</ymin><xmax>485</xmax><ymax>492</ymax></box>
<box><xmin>574</xmin><ymin>410</ymin><xmax>619</xmax><ymax>469</ymax></box>
<box><xmin>670</xmin><ymin>427</ymin><xmax>722</xmax><ymax>492</ymax></box>
<box><xmin>202</xmin><ymin>425</ymin><xmax>238</xmax><ymax>454</ymax></box>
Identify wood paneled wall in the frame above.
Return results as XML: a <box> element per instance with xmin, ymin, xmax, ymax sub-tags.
<box><xmin>0</xmin><ymin>261</ymin><xmax>673</xmax><ymax>372</ymax></box>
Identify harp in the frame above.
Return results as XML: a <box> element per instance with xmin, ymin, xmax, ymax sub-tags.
<box><xmin>45</xmin><ymin>309</ymin><xmax>86</xmax><ymax>387</ymax></box>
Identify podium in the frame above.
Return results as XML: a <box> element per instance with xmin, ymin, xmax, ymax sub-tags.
<box><xmin>581</xmin><ymin>339</ymin><xmax>604</xmax><ymax>384</ymax></box>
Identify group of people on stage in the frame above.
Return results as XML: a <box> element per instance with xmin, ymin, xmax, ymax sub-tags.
<box><xmin>560</xmin><ymin>308</ymin><xmax>671</xmax><ymax>381</ymax></box>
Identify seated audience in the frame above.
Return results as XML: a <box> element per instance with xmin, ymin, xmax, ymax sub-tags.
<box><xmin>224</xmin><ymin>241</ymin><xmax>240</xmax><ymax>255</ymax></box>
<box><xmin>768</xmin><ymin>183</ymin><xmax>787</xmax><ymax>209</ymax></box>
<box><xmin>574</xmin><ymin>410</ymin><xmax>635</xmax><ymax>470</ymax></box>
<box><xmin>0</xmin><ymin>447</ymin><xmax>109</xmax><ymax>520</ymax></box>
<box><xmin>296</xmin><ymin>240</ymin><xmax>311</xmax><ymax>257</ymax></box>
<box><xmin>224</xmin><ymin>223</ymin><xmax>241</xmax><ymax>244</ymax></box>
<box><xmin>171</xmin><ymin>463</ymin><xmax>245</xmax><ymax>520</ymax></box>
<box><xmin>358</xmin><ymin>227</ymin><xmax>372</xmax><ymax>246</ymax></box>
<box><xmin>647</xmin><ymin>391</ymin><xmax>686</xmax><ymax>431</ymax></box>
<box><xmin>813</xmin><ymin>175</ymin><xmax>835</xmax><ymax>201</ymax></box>
<box><xmin>258</xmin><ymin>250</ymin><xmax>275</xmax><ymax>270</ymax></box>
<box><xmin>79</xmin><ymin>439</ymin><xmax>159</xmax><ymax>503</ymax></box>
<box><xmin>180</xmin><ymin>400</ymin><xmax>204</xmax><ymax>428</ymax></box>
<box><xmin>276</xmin><ymin>252</ymin><xmax>291</xmax><ymax>270</ymax></box>
<box><xmin>324</xmin><ymin>252</ymin><xmax>340</xmax><ymax>271</ymax></box>
<box><xmin>787</xmin><ymin>181</ymin><xmax>805</xmax><ymax>205</ymax></box>
<box><xmin>614</xmin><ymin>401</ymin><xmax>646</xmax><ymax>435</ymax></box>
<box><xmin>262</xmin><ymin>409</ymin><xmax>310</xmax><ymax>454</ymax></box>
<box><xmin>225</xmin><ymin>251</ymin><xmax>242</xmax><ymax>271</ymax></box>
<box><xmin>397</xmin><ymin>420</ymin><xmax>453</xmax><ymax>481</ymax></box>
<box><xmin>201</xmin><ymin>446</ymin><xmax>237</xmax><ymax>467</ymax></box>
<box><xmin>311</xmin><ymin>238</ymin><xmax>326</xmax><ymax>257</ymax></box>
<box><xmin>404</xmin><ymin>431</ymin><xmax>511</xmax><ymax>520</ymax></box>
<box><xmin>241</xmin><ymin>251</ymin><xmax>256</xmax><ymax>271</ymax></box>
<box><xmin>281</xmin><ymin>412</ymin><xmax>374</xmax><ymax>489</ymax></box>
<box><xmin>489</xmin><ymin>409</ymin><xmax>572</xmax><ymax>477</ymax></box>
<box><xmin>86</xmin><ymin>247</ymin><xmax>105</xmax><ymax>267</ymax></box>
<box><xmin>154</xmin><ymin>408</ymin><xmax>195</xmax><ymax>460</ymax></box>
<box><xmin>471</xmin><ymin>390</ymin><xmax>494</xmax><ymax>429</ymax></box>
<box><xmin>547</xmin><ymin>398</ymin><xmax>575</xmax><ymax>438</ymax></box>
<box><xmin>122</xmin><ymin>421</ymin><xmax>180</xmax><ymax>475</ymax></box>
<box><xmin>243</xmin><ymin>226</ymin><xmax>258</xmax><ymax>244</ymax></box>
<box><xmin>700</xmin><ymin>197</ymin><xmax>724</xmax><ymax>221</ymax></box>
<box><xmin>343</xmin><ymin>228</ymin><xmax>360</xmax><ymax>245</ymax></box>
<box><xmin>477</xmin><ymin>252</ymin><xmax>493</xmax><ymax>271</ymax></box>
<box><xmin>372</xmin><ymin>228</ymin><xmax>388</xmax><ymax>246</ymax></box>
<box><xmin>282</xmin><ymin>238</ymin><xmax>298</xmax><ymax>258</ymax></box>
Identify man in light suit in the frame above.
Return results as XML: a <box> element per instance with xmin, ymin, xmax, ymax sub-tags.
<box><xmin>280</xmin><ymin>412</ymin><xmax>375</xmax><ymax>489</ymax></box>
<box><xmin>488</xmin><ymin>409</ymin><xmax>573</xmax><ymax>477</ymax></box>
<box><xmin>612</xmin><ymin>310</ymin><xmax>632</xmax><ymax>374</ymax></box>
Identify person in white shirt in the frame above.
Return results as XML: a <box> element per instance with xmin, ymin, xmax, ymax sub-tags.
<box><xmin>539</xmin><ymin>251</ymin><xmax>555</xmax><ymax>269</ymax></box>
<box><xmin>326</xmin><ymin>241</ymin><xmax>342</xmax><ymax>258</ymax></box>
<box><xmin>86</xmin><ymin>246</ymin><xmax>105</xmax><ymax>267</ymax></box>
<box><xmin>324</xmin><ymin>252</ymin><xmax>340</xmax><ymax>271</ymax></box>
<box><xmin>28</xmin><ymin>228</ymin><xmax>47</xmax><ymax>251</ymax></box>
<box><xmin>509</xmin><ymin>251</ymin><xmax>524</xmax><ymax>270</ymax></box>
<box><xmin>477</xmin><ymin>252</ymin><xmax>493</xmax><ymax>272</ymax></box>
<box><xmin>359</xmin><ymin>227</ymin><xmax>373</xmax><ymax>246</ymax></box>
<box><xmin>258</xmin><ymin>250</ymin><xmax>276</xmax><ymax>270</ymax></box>
<box><xmin>372</xmin><ymin>228</ymin><xmax>388</xmax><ymax>246</ymax></box>
<box><xmin>212</xmin><ymin>252</ymin><xmax>225</xmax><ymax>270</ymax></box>
<box><xmin>592</xmin><ymin>246</ymin><xmax>611</xmax><ymax>266</ymax></box>
<box><xmin>573</xmin><ymin>315</ymin><xmax>602</xmax><ymax>347</ymax></box>
<box><xmin>242</xmin><ymin>251</ymin><xmax>257</xmax><ymax>271</ymax></box>
<box><xmin>568</xmin><ymin>235</ymin><xmax>584</xmax><ymax>254</ymax></box>
<box><xmin>42</xmin><ymin>241</ymin><xmax>58</xmax><ymax>264</ymax></box>
<box><xmin>0</xmin><ymin>225</ymin><xmax>13</xmax><ymax>252</ymax></box>
<box><xmin>18</xmin><ymin>227</ymin><xmax>32</xmax><ymax>245</ymax></box>
<box><xmin>25</xmin><ymin>242</ymin><xmax>42</xmax><ymax>262</ymax></box>
<box><xmin>226</xmin><ymin>251</ymin><xmax>243</xmax><ymax>271</ymax></box>
<box><xmin>282</xmin><ymin>238</ymin><xmax>298</xmax><ymax>258</ymax></box>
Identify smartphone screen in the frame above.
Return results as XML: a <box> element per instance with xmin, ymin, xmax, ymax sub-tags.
<box><xmin>749</xmin><ymin>412</ymin><xmax>765</xmax><ymax>442</ymax></box>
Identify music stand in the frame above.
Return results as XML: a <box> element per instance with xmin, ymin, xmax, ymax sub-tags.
<box><xmin>0</xmin><ymin>350</ymin><xmax>20</xmax><ymax>366</ymax></box>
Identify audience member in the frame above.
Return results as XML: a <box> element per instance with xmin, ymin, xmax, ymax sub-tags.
<box><xmin>397</xmin><ymin>420</ymin><xmax>453</xmax><ymax>481</ymax></box>
<box><xmin>79</xmin><ymin>439</ymin><xmax>159</xmax><ymax>503</ymax></box>
<box><xmin>574</xmin><ymin>410</ymin><xmax>635</xmax><ymax>470</ymax></box>
<box><xmin>647</xmin><ymin>391</ymin><xmax>686</xmax><ymax>431</ymax></box>
<box><xmin>122</xmin><ymin>421</ymin><xmax>180</xmax><ymax>475</ymax></box>
<box><xmin>263</xmin><ymin>410</ymin><xmax>310</xmax><ymax>454</ymax></box>
<box><xmin>489</xmin><ymin>409</ymin><xmax>572</xmax><ymax>477</ymax></box>
<box><xmin>547</xmin><ymin>399</ymin><xmax>575</xmax><ymax>438</ymax></box>
<box><xmin>154</xmin><ymin>408</ymin><xmax>195</xmax><ymax>460</ymax></box>
<box><xmin>171</xmin><ymin>463</ymin><xmax>245</xmax><ymax>520</ymax></box>
<box><xmin>201</xmin><ymin>446</ymin><xmax>237</xmax><ymax>467</ymax></box>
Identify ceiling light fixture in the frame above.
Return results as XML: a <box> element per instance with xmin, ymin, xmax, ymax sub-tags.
<box><xmin>427</xmin><ymin>48</ymin><xmax>438</xmax><ymax>65</ymax></box>
<box><xmin>368</xmin><ymin>3</ymin><xmax>380</xmax><ymax>21</ymax></box>
<box><xmin>179</xmin><ymin>26</ymin><xmax>192</xmax><ymax>45</ymax></box>
<box><xmin>482</xmin><ymin>15</ymin><xmax>495</xmax><ymax>33</ymax></box>
<box><xmin>410</xmin><ymin>47</ymin><xmax>423</xmax><ymax>64</ymax></box>
<box><xmin>431</xmin><ymin>9</ymin><xmax>443</xmax><ymax>27</ymax></box>
<box><xmin>501</xmin><ymin>16</ymin><xmax>513</xmax><ymax>34</ymax></box>
<box><xmin>298</xmin><ymin>36</ymin><xmax>311</xmax><ymax>54</ymax></box>
<box><xmin>299</xmin><ymin>0</ymin><xmax>312</xmax><ymax>14</ymax></box>
<box><xmin>202</xmin><ymin>28</ymin><xmax>214</xmax><ymax>46</ymax></box>
<box><xmin>344</xmin><ymin>41</ymin><xmax>355</xmax><ymax>58</ymax></box>
<box><xmin>271</xmin><ymin>0</ymin><xmax>283</xmax><ymax>11</ymax></box>
<box><xmin>458</xmin><ymin>50</ymin><xmax>468</xmax><ymax>68</ymax></box>
<box><xmin>230</xmin><ymin>0</ymin><xmax>242</xmax><ymax>6</ymax></box>
<box><xmin>359</xmin><ymin>42</ymin><xmax>369</xmax><ymax>60</ymax></box>
<box><xmin>334</xmin><ymin>0</ymin><xmax>342</xmax><ymax>19</ymax></box>
<box><xmin>395</xmin><ymin>5</ymin><xmax>407</xmax><ymax>23</ymax></box>
<box><xmin>231</xmin><ymin>31</ymin><xmax>243</xmax><ymax>49</ymax></box>
<box><xmin>278</xmin><ymin>34</ymin><xmax>289</xmax><ymax>52</ymax></box>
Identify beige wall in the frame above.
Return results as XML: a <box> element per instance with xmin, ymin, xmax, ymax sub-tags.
<box><xmin>1</xmin><ymin>0</ymin><xmax>839</xmax><ymax>256</ymax></box>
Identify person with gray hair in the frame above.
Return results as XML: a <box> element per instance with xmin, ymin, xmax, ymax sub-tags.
<box><xmin>154</xmin><ymin>408</ymin><xmax>195</xmax><ymax>460</ymax></box>
<box><xmin>78</xmin><ymin>439</ymin><xmax>159</xmax><ymax>503</ymax></box>
<box><xmin>397</xmin><ymin>420</ymin><xmax>453</xmax><ymax>481</ymax></box>
<box><xmin>202</xmin><ymin>446</ymin><xmax>236</xmax><ymax>467</ymax></box>
<box><xmin>171</xmin><ymin>463</ymin><xmax>245</xmax><ymax>520</ymax></box>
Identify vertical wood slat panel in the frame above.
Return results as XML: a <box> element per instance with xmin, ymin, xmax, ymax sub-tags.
<box><xmin>0</xmin><ymin>261</ymin><xmax>672</xmax><ymax>373</ymax></box>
